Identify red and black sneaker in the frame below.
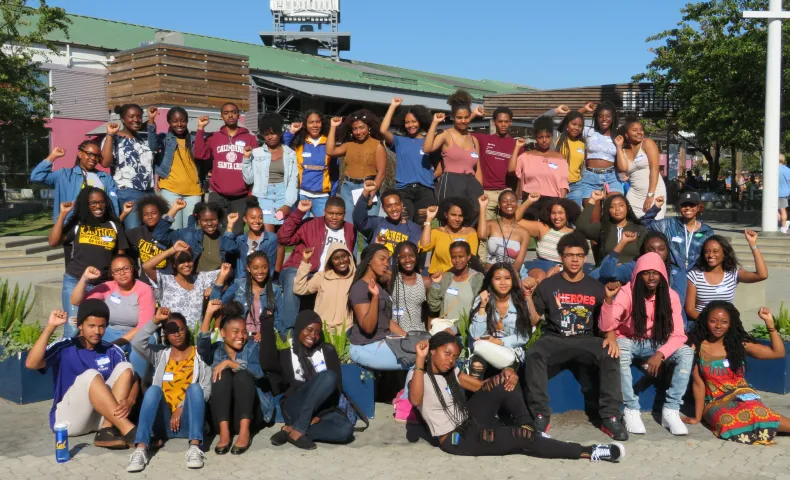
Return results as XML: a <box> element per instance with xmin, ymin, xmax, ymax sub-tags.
<box><xmin>600</xmin><ymin>416</ymin><xmax>629</xmax><ymax>441</ymax></box>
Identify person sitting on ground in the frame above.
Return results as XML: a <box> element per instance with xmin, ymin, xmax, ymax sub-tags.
<box><xmin>211</xmin><ymin>252</ymin><xmax>283</xmax><ymax>339</ymax></box>
<box><xmin>198</xmin><ymin>300</ymin><xmax>267</xmax><ymax>456</ymax></box>
<box><xmin>599</xmin><ymin>253</ymin><xmax>694</xmax><ymax>436</ymax></box>
<box><xmin>353</xmin><ymin>183</ymin><xmax>422</xmax><ymax>254</ymax></box>
<box><xmin>469</xmin><ymin>262</ymin><xmax>530</xmax><ymax>379</ymax></box>
<box><xmin>224</xmin><ymin>198</ymin><xmax>278</xmax><ymax>280</ymax></box>
<box><xmin>70</xmin><ymin>258</ymin><xmax>155</xmax><ymax>379</ymax></box>
<box><xmin>348</xmin><ymin>244</ymin><xmax>413</xmax><ymax>370</ymax></box>
<box><xmin>420</xmin><ymin>196</ymin><xmax>479</xmax><ymax>275</ymax></box>
<box><xmin>49</xmin><ymin>187</ymin><xmax>128</xmax><ymax>338</ymax></box>
<box><xmin>477</xmin><ymin>191</ymin><xmax>529</xmax><ymax>270</ymax></box>
<box><xmin>516</xmin><ymin>193</ymin><xmax>580</xmax><ymax>283</ymax></box>
<box><xmin>30</xmin><ymin>143</ymin><xmax>120</xmax><ymax>222</ymax></box>
<box><xmin>522</xmin><ymin>232</ymin><xmax>628</xmax><ymax>440</ymax></box>
<box><xmin>261</xmin><ymin>311</ymin><xmax>357</xmax><ymax>450</ymax></box>
<box><xmin>408</xmin><ymin>333</ymin><xmax>624</xmax><ymax>462</ymax></box>
<box><xmin>428</xmin><ymin>241</ymin><xmax>484</xmax><ymax>335</ymax></box>
<box><xmin>277</xmin><ymin>197</ymin><xmax>356</xmax><ymax>331</ymax></box>
<box><xmin>127</xmin><ymin>308</ymin><xmax>212</xmax><ymax>472</ymax></box>
<box><xmin>26</xmin><ymin>301</ymin><xmax>138</xmax><ymax>449</ymax></box>
<box><xmin>684</xmin><ymin>302</ymin><xmax>790</xmax><ymax>444</ymax></box>
<box><xmin>576</xmin><ymin>190</ymin><xmax>646</xmax><ymax>266</ymax></box>
<box><xmin>293</xmin><ymin>243</ymin><xmax>356</xmax><ymax>333</ymax></box>
<box><xmin>389</xmin><ymin>241</ymin><xmax>429</xmax><ymax>333</ymax></box>
<box><xmin>685</xmin><ymin>231</ymin><xmax>768</xmax><ymax>323</ymax></box>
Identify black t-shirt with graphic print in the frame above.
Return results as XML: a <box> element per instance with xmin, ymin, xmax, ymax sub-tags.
<box><xmin>533</xmin><ymin>274</ymin><xmax>604</xmax><ymax>337</ymax></box>
<box><xmin>64</xmin><ymin>221</ymin><xmax>129</xmax><ymax>283</ymax></box>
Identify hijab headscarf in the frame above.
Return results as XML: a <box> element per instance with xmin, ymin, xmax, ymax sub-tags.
<box><xmin>292</xmin><ymin>311</ymin><xmax>323</xmax><ymax>381</ymax></box>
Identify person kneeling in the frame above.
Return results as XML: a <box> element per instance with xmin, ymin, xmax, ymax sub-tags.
<box><xmin>600</xmin><ymin>253</ymin><xmax>694</xmax><ymax>436</ymax></box>
<box><xmin>408</xmin><ymin>333</ymin><xmax>624</xmax><ymax>462</ymax></box>
<box><xmin>26</xmin><ymin>301</ymin><xmax>138</xmax><ymax>449</ymax></box>
<box><xmin>127</xmin><ymin>308</ymin><xmax>212</xmax><ymax>472</ymax></box>
<box><xmin>261</xmin><ymin>311</ymin><xmax>358</xmax><ymax>450</ymax></box>
<box><xmin>198</xmin><ymin>300</ymin><xmax>265</xmax><ymax>455</ymax></box>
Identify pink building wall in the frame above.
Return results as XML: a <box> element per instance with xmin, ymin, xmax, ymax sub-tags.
<box><xmin>48</xmin><ymin>117</ymin><xmax>107</xmax><ymax>172</ymax></box>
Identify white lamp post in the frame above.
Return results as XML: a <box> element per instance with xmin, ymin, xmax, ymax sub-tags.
<box><xmin>744</xmin><ymin>1</ymin><xmax>790</xmax><ymax>232</ymax></box>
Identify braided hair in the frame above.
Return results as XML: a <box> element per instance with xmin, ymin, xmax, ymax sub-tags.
<box><xmin>65</xmin><ymin>186</ymin><xmax>119</xmax><ymax>230</ymax></box>
<box><xmin>74</xmin><ymin>140</ymin><xmax>101</xmax><ymax>168</ymax></box>
<box><xmin>631</xmin><ymin>260</ymin><xmax>674</xmax><ymax>348</ymax></box>
<box><xmin>389</xmin><ymin>241</ymin><xmax>421</xmax><ymax>331</ymax></box>
<box><xmin>688</xmin><ymin>301</ymin><xmax>756</xmax><ymax>373</ymax></box>
<box><xmin>425</xmin><ymin>332</ymin><xmax>469</xmax><ymax>429</ymax></box>
<box><xmin>244</xmin><ymin>251</ymin><xmax>275</xmax><ymax>332</ymax></box>
<box><xmin>353</xmin><ymin>243</ymin><xmax>389</xmax><ymax>285</ymax></box>
<box><xmin>472</xmin><ymin>262</ymin><xmax>530</xmax><ymax>338</ymax></box>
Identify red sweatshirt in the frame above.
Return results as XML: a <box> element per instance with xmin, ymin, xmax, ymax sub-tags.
<box><xmin>193</xmin><ymin>126</ymin><xmax>258</xmax><ymax>197</ymax></box>
<box><xmin>278</xmin><ymin>209</ymin><xmax>356</xmax><ymax>272</ymax></box>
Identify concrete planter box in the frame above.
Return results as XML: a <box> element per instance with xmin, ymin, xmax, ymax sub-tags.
<box><xmin>0</xmin><ymin>348</ymin><xmax>53</xmax><ymax>404</ymax></box>
<box><xmin>745</xmin><ymin>340</ymin><xmax>790</xmax><ymax>394</ymax></box>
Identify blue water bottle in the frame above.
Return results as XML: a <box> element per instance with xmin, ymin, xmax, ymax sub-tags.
<box><xmin>54</xmin><ymin>422</ymin><xmax>69</xmax><ymax>463</ymax></box>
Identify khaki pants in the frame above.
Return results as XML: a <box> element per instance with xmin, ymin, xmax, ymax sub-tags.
<box><xmin>55</xmin><ymin>362</ymin><xmax>132</xmax><ymax>436</ymax></box>
<box><xmin>478</xmin><ymin>189</ymin><xmax>507</xmax><ymax>262</ymax></box>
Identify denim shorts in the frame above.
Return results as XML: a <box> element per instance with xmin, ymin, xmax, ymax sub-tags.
<box><xmin>579</xmin><ymin>168</ymin><xmax>623</xmax><ymax>198</ymax></box>
<box><xmin>257</xmin><ymin>182</ymin><xmax>287</xmax><ymax>225</ymax></box>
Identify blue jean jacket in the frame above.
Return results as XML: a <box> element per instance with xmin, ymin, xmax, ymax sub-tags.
<box><xmin>224</xmin><ymin>232</ymin><xmax>278</xmax><ymax>279</ymax></box>
<box><xmin>30</xmin><ymin>161</ymin><xmax>120</xmax><ymax>222</ymax></box>
<box><xmin>640</xmin><ymin>205</ymin><xmax>714</xmax><ymax>272</ymax></box>
<box><xmin>155</xmin><ymin>216</ymin><xmax>236</xmax><ymax>261</ymax></box>
<box><xmin>210</xmin><ymin>278</ymin><xmax>284</xmax><ymax>332</ymax></box>
<box><xmin>469</xmin><ymin>297</ymin><xmax>529</xmax><ymax>361</ymax></box>
<box><xmin>196</xmin><ymin>332</ymin><xmax>274</xmax><ymax>422</ymax></box>
<box><xmin>242</xmin><ymin>144</ymin><xmax>299</xmax><ymax>206</ymax></box>
<box><xmin>147</xmin><ymin>124</ymin><xmax>198</xmax><ymax>179</ymax></box>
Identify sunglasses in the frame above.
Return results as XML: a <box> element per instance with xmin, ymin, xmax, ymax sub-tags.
<box><xmin>164</xmin><ymin>322</ymin><xmax>187</xmax><ymax>335</ymax></box>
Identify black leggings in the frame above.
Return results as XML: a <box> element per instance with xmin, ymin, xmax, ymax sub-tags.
<box><xmin>439</xmin><ymin>383</ymin><xmax>583</xmax><ymax>459</ymax></box>
<box><xmin>210</xmin><ymin>369</ymin><xmax>256</xmax><ymax>431</ymax></box>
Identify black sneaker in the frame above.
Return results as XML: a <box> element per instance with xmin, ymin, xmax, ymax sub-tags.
<box><xmin>590</xmin><ymin>443</ymin><xmax>625</xmax><ymax>463</ymax></box>
<box><xmin>94</xmin><ymin>427</ymin><xmax>127</xmax><ymax>449</ymax></box>
<box><xmin>532</xmin><ymin>414</ymin><xmax>551</xmax><ymax>434</ymax></box>
<box><xmin>600</xmin><ymin>416</ymin><xmax>629</xmax><ymax>441</ymax></box>
<box><xmin>270</xmin><ymin>429</ymin><xmax>289</xmax><ymax>446</ymax></box>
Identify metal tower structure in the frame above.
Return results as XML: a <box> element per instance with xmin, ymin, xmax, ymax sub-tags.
<box><xmin>261</xmin><ymin>1</ymin><xmax>349</xmax><ymax>60</ymax></box>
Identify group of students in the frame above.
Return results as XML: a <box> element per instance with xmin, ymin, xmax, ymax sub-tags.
<box><xmin>26</xmin><ymin>91</ymin><xmax>790</xmax><ymax>471</ymax></box>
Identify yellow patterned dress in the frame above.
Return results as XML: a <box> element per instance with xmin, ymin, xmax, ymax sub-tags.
<box><xmin>699</xmin><ymin>350</ymin><xmax>779</xmax><ymax>445</ymax></box>
<box><xmin>162</xmin><ymin>348</ymin><xmax>196</xmax><ymax>411</ymax></box>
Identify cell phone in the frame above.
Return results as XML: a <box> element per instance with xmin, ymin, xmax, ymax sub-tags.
<box><xmin>480</xmin><ymin>334</ymin><xmax>491</xmax><ymax>340</ymax></box>
<box><xmin>386</xmin><ymin>334</ymin><xmax>405</xmax><ymax>340</ymax></box>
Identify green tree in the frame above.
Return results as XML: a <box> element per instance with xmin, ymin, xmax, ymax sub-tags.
<box><xmin>635</xmin><ymin>0</ymin><xmax>790</xmax><ymax>189</ymax></box>
<box><xmin>0</xmin><ymin>1</ymin><xmax>69</xmax><ymax>184</ymax></box>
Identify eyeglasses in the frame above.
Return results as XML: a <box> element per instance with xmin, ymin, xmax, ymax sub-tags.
<box><xmin>562</xmin><ymin>253</ymin><xmax>587</xmax><ymax>259</ymax></box>
<box><xmin>166</xmin><ymin>326</ymin><xmax>187</xmax><ymax>335</ymax></box>
<box><xmin>111</xmin><ymin>266</ymin><xmax>132</xmax><ymax>274</ymax></box>
<box><xmin>79</xmin><ymin>149</ymin><xmax>102</xmax><ymax>160</ymax></box>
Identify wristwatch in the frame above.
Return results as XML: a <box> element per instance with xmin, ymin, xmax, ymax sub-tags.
<box><xmin>647</xmin><ymin>192</ymin><xmax>655</xmax><ymax>198</ymax></box>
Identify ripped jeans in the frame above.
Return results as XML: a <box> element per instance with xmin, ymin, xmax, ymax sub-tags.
<box><xmin>616</xmin><ymin>338</ymin><xmax>694</xmax><ymax>411</ymax></box>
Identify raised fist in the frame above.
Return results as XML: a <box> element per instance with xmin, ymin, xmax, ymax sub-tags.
<box><xmin>478</xmin><ymin>194</ymin><xmax>489</xmax><ymax>207</ymax></box>
<box><xmin>172</xmin><ymin>240</ymin><xmax>190</xmax><ymax>253</ymax></box>
<box><xmin>147</xmin><ymin>106</ymin><xmax>158</xmax><ymax>123</ymax></box>
<box><xmin>554</xmin><ymin>105</ymin><xmax>570</xmax><ymax>115</ymax></box>
<box><xmin>123</xmin><ymin>201</ymin><xmax>135</xmax><ymax>214</ymax></box>
<box><xmin>48</xmin><ymin>310</ymin><xmax>68</xmax><ymax>327</ymax></box>
<box><xmin>478</xmin><ymin>290</ymin><xmax>490</xmax><ymax>307</ymax></box>
<box><xmin>47</xmin><ymin>147</ymin><xmax>66</xmax><ymax>161</ymax></box>
<box><xmin>526</xmin><ymin>192</ymin><xmax>541</xmax><ymax>204</ymax></box>
<box><xmin>227</xmin><ymin>212</ymin><xmax>239</xmax><ymax>226</ymax></box>
<box><xmin>425</xmin><ymin>205</ymin><xmax>438</xmax><ymax>221</ymax></box>
<box><xmin>197</xmin><ymin>116</ymin><xmax>210</xmax><ymax>129</ymax></box>
<box><xmin>82</xmin><ymin>266</ymin><xmax>102</xmax><ymax>281</ymax></box>
<box><xmin>297</xmin><ymin>199</ymin><xmax>313</xmax><ymax>213</ymax></box>
<box><xmin>515</xmin><ymin>138</ymin><xmax>527</xmax><ymax>148</ymax></box>
<box><xmin>605</xmin><ymin>281</ymin><xmax>622</xmax><ymax>299</ymax></box>
<box><xmin>153</xmin><ymin>307</ymin><xmax>171</xmax><ymax>324</ymax></box>
<box><xmin>590</xmin><ymin>190</ymin><xmax>605</xmax><ymax>203</ymax></box>
<box><xmin>289</xmin><ymin>121</ymin><xmax>303</xmax><ymax>134</ymax></box>
<box><xmin>614</xmin><ymin>135</ymin><xmax>624</xmax><ymax>148</ymax></box>
<box><xmin>243</xmin><ymin>146</ymin><xmax>252</xmax><ymax>159</ymax></box>
<box><xmin>655</xmin><ymin>196</ymin><xmax>665</xmax><ymax>208</ymax></box>
<box><xmin>330</xmin><ymin>117</ymin><xmax>343</xmax><ymax>128</ymax></box>
<box><xmin>60</xmin><ymin>201</ymin><xmax>74</xmax><ymax>214</ymax></box>
<box><xmin>302</xmin><ymin>247</ymin><xmax>314</xmax><ymax>262</ymax></box>
<box><xmin>433</xmin><ymin>113</ymin><xmax>446</xmax><ymax>124</ymax></box>
<box><xmin>391</xmin><ymin>97</ymin><xmax>403</xmax><ymax>106</ymax></box>
<box><xmin>106</xmin><ymin>122</ymin><xmax>120</xmax><ymax>135</ymax></box>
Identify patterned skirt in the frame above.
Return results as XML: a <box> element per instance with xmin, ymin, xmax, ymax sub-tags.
<box><xmin>703</xmin><ymin>387</ymin><xmax>779</xmax><ymax>445</ymax></box>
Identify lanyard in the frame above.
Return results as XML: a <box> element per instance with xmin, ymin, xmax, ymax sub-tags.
<box><xmin>684</xmin><ymin>221</ymin><xmax>698</xmax><ymax>268</ymax></box>
<box><xmin>616</xmin><ymin>227</ymin><xmax>623</xmax><ymax>244</ymax></box>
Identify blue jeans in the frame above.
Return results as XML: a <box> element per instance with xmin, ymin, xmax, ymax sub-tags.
<box><xmin>278</xmin><ymin>267</ymin><xmax>299</xmax><ymax>333</ymax></box>
<box><xmin>299</xmin><ymin>195</ymin><xmax>329</xmax><ymax>219</ymax></box>
<box><xmin>282</xmin><ymin>370</ymin><xmax>353</xmax><ymax>442</ymax></box>
<box><xmin>159</xmin><ymin>189</ymin><xmax>202</xmax><ymax>230</ymax></box>
<box><xmin>349</xmin><ymin>340</ymin><xmax>412</xmax><ymax>370</ymax></box>
<box><xmin>135</xmin><ymin>383</ymin><xmax>205</xmax><ymax>446</ymax></box>
<box><xmin>117</xmin><ymin>188</ymin><xmax>154</xmax><ymax>230</ymax></box>
<box><xmin>61</xmin><ymin>273</ymin><xmax>94</xmax><ymax>338</ymax></box>
<box><xmin>101</xmin><ymin>326</ymin><xmax>152</xmax><ymax>379</ymax></box>
<box><xmin>340</xmin><ymin>179</ymin><xmax>379</xmax><ymax>224</ymax></box>
<box><xmin>578</xmin><ymin>168</ymin><xmax>623</xmax><ymax>198</ymax></box>
<box><xmin>566</xmin><ymin>181</ymin><xmax>584</xmax><ymax>207</ymax></box>
<box><xmin>616</xmin><ymin>338</ymin><xmax>694</xmax><ymax>411</ymax></box>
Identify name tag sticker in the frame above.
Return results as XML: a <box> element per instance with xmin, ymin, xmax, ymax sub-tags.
<box><xmin>576</xmin><ymin>148</ymin><xmax>585</xmax><ymax>154</ymax></box>
<box><xmin>162</xmin><ymin>372</ymin><xmax>174</xmax><ymax>382</ymax></box>
<box><xmin>235</xmin><ymin>140</ymin><xmax>246</xmax><ymax>146</ymax></box>
<box><xmin>419</xmin><ymin>149</ymin><xmax>425</xmax><ymax>155</ymax></box>
<box><xmin>723</xmin><ymin>359</ymin><xmax>730</xmax><ymax>368</ymax></box>
<box><xmin>393</xmin><ymin>308</ymin><xmax>404</xmax><ymax>316</ymax></box>
<box><xmin>548</xmin><ymin>162</ymin><xmax>558</xmax><ymax>169</ymax></box>
<box><xmin>261</xmin><ymin>209</ymin><xmax>273</xmax><ymax>215</ymax></box>
<box><xmin>109</xmin><ymin>191</ymin><xmax>117</xmax><ymax>197</ymax></box>
<box><xmin>470</xmin><ymin>153</ymin><xmax>479</xmax><ymax>159</ymax></box>
<box><xmin>446</xmin><ymin>288</ymin><xmax>459</xmax><ymax>296</ymax></box>
<box><xmin>96</xmin><ymin>356</ymin><xmax>110</xmax><ymax>366</ymax></box>
<box><xmin>454</xmin><ymin>238</ymin><xmax>467</xmax><ymax>243</ymax></box>
<box><xmin>314</xmin><ymin>360</ymin><xmax>327</xmax><ymax>373</ymax></box>
<box><xmin>302</xmin><ymin>152</ymin><xmax>312</xmax><ymax>158</ymax></box>
<box><xmin>715</xmin><ymin>286</ymin><xmax>729</xmax><ymax>294</ymax></box>
<box><xmin>109</xmin><ymin>294</ymin><xmax>121</xmax><ymax>304</ymax></box>
<box><xmin>671</xmin><ymin>236</ymin><xmax>683</xmax><ymax>243</ymax></box>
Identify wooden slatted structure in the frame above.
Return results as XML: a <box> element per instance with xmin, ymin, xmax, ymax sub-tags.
<box><xmin>107</xmin><ymin>44</ymin><xmax>250</xmax><ymax>110</ymax></box>
<box><xmin>484</xmin><ymin>83</ymin><xmax>672</xmax><ymax>119</ymax></box>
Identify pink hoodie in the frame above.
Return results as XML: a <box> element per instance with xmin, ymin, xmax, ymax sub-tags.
<box><xmin>599</xmin><ymin>252</ymin><xmax>687</xmax><ymax>358</ymax></box>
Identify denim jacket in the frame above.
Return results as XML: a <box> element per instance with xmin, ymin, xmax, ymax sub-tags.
<box><xmin>155</xmin><ymin>215</ymin><xmax>236</xmax><ymax>260</ymax></box>
<box><xmin>640</xmin><ymin>205</ymin><xmax>714</xmax><ymax>273</ymax></box>
<box><xmin>147</xmin><ymin>123</ymin><xmax>198</xmax><ymax>179</ymax></box>
<box><xmin>469</xmin><ymin>297</ymin><xmax>529</xmax><ymax>355</ymax></box>
<box><xmin>210</xmin><ymin>277</ymin><xmax>284</xmax><ymax>332</ymax></box>
<box><xmin>242</xmin><ymin>144</ymin><xmax>299</xmax><ymax>206</ymax></box>
<box><xmin>196</xmin><ymin>332</ymin><xmax>274</xmax><ymax>422</ymax></box>
<box><xmin>224</xmin><ymin>232</ymin><xmax>278</xmax><ymax>279</ymax></box>
<box><xmin>30</xmin><ymin>160</ymin><xmax>120</xmax><ymax>222</ymax></box>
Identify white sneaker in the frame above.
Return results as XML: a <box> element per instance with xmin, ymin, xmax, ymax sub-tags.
<box><xmin>661</xmin><ymin>407</ymin><xmax>688</xmax><ymax>435</ymax></box>
<box><xmin>622</xmin><ymin>407</ymin><xmax>646</xmax><ymax>434</ymax></box>
<box><xmin>781</xmin><ymin>226</ymin><xmax>789</xmax><ymax>234</ymax></box>
<box><xmin>185</xmin><ymin>444</ymin><xmax>205</xmax><ymax>469</ymax></box>
<box><xmin>126</xmin><ymin>447</ymin><xmax>148</xmax><ymax>473</ymax></box>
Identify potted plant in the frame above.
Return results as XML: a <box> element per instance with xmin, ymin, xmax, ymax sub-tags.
<box><xmin>0</xmin><ymin>280</ymin><xmax>52</xmax><ymax>404</ymax></box>
<box><xmin>746</xmin><ymin>303</ymin><xmax>790</xmax><ymax>394</ymax></box>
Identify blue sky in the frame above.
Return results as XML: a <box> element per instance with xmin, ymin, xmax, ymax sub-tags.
<box><xmin>47</xmin><ymin>0</ymin><xmax>691</xmax><ymax>89</ymax></box>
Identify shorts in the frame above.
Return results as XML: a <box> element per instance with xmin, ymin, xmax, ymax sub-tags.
<box><xmin>779</xmin><ymin>197</ymin><xmax>789</xmax><ymax>209</ymax></box>
<box><xmin>55</xmin><ymin>362</ymin><xmax>132</xmax><ymax>436</ymax></box>
<box><xmin>566</xmin><ymin>181</ymin><xmax>584</xmax><ymax>207</ymax></box>
<box><xmin>578</xmin><ymin>168</ymin><xmax>623</xmax><ymax>198</ymax></box>
<box><xmin>521</xmin><ymin>258</ymin><xmax>560</xmax><ymax>277</ymax></box>
<box><xmin>257</xmin><ymin>182</ymin><xmax>287</xmax><ymax>225</ymax></box>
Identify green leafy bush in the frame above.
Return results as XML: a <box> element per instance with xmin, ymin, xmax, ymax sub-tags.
<box><xmin>750</xmin><ymin>303</ymin><xmax>790</xmax><ymax>342</ymax></box>
<box><xmin>323</xmin><ymin>320</ymin><xmax>350</xmax><ymax>363</ymax></box>
<box><xmin>0</xmin><ymin>281</ymin><xmax>41</xmax><ymax>360</ymax></box>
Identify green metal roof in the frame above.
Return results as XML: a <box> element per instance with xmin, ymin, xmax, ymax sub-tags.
<box><xmin>25</xmin><ymin>11</ymin><xmax>535</xmax><ymax>99</ymax></box>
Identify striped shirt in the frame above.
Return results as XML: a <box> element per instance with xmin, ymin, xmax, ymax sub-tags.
<box><xmin>687</xmin><ymin>269</ymin><xmax>738</xmax><ymax>312</ymax></box>
<box><xmin>536</xmin><ymin>229</ymin><xmax>568</xmax><ymax>263</ymax></box>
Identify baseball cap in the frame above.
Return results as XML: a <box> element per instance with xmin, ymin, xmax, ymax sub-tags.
<box><xmin>76</xmin><ymin>299</ymin><xmax>110</xmax><ymax>326</ymax></box>
<box><xmin>679</xmin><ymin>192</ymin><xmax>701</xmax><ymax>205</ymax></box>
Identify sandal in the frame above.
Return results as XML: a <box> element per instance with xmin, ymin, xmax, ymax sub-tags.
<box><xmin>94</xmin><ymin>427</ymin><xmax>127</xmax><ymax>449</ymax></box>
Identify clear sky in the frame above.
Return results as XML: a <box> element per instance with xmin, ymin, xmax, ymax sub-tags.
<box><xmin>46</xmin><ymin>0</ymin><xmax>691</xmax><ymax>90</ymax></box>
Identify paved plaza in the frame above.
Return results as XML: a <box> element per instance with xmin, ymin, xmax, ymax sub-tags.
<box><xmin>1</xmin><ymin>391</ymin><xmax>789</xmax><ymax>480</ymax></box>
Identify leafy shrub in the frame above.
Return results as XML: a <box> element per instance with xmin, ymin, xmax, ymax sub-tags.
<box><xmin>750</xmin><ymin>303</ymin><xmax>790</xmax><ymax>342</ymax></box>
